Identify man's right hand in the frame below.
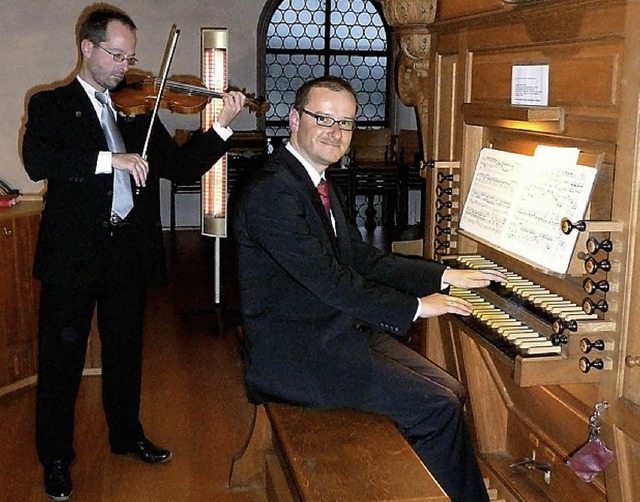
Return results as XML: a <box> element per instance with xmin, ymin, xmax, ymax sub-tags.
<box><xmin>112</xmin><ymin>153</ymin><xmax>149</xmax><ymax>187</ymax></box>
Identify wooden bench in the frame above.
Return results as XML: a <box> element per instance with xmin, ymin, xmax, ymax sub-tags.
<box><xmin>229</xmin><ymin>402</ymin><xmax>450</xmax><ymax>501</ymax></box>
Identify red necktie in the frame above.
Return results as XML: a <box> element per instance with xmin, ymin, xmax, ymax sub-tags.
<box><xmin>317</xmin><ymin>180</ymin><xmax>331</xmax><ymax>219</ymax></box>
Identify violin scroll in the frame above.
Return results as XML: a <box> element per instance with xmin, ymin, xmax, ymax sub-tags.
<box><xmin>227</xmin><ymin>86</ymin><xmax>270</xmax><ymax>117</ymax></box>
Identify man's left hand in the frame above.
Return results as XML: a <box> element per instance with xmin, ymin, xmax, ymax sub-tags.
<box><xmin>218</xmin><ymin>90</ymin><xmax>246</xmax><ymax>128</ymax></box>
<box><xmin>442</xmin><ymin>268</ymin><xmax>507</xmax><ymax>289</ymax></box>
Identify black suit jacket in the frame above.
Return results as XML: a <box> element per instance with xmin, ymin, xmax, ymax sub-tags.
<box><xmin>22</xmin><ymin>78</ymin><xmax>229</xmax><ymax>289</ymax></box>
<box><xmin>233</xmin><ymin>146</ymin><xmax>447</xmax><ymax>408</ymax></box>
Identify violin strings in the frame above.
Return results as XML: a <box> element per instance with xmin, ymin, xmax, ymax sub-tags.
<box><xmin>165</xmin><ymin>80</ymin><xmax>222</xmax><ymax>98</ymax></box>
<box><xmin>142</xmin><ymin>77</ymin><xmax>264</xmax><ymax>109</ymax></box>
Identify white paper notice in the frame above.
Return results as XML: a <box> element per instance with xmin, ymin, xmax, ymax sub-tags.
<box><xmin>511</xmin><ymin>65</ymin><xmax>550</xmax><ymax>106</ymax></box>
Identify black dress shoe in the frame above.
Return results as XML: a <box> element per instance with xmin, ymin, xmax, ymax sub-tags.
<box><xmin>112</xmin><ymin>438</ymin><xmax>172</xmax><ymax>464</ymax></box>
<box><xmin>44</xmin><ymin>460</ymin><xmax>72</xmax><ymax>501</ymax></box>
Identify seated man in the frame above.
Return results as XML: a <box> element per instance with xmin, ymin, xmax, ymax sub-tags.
<box><xmin>231</xmin><ymin>75</ymin><xmax>506</xmax><ymax>502</ymax></box>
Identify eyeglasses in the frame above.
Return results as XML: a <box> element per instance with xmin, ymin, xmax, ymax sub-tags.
<box><xmin>93</xmin><ymin>42</ymin><xmax>138</xmax><ymax>66</ymax></box>
<box><xmin>300</xmin><ymin>109</ymin><xmax>356</xmax><ymax>131</ymax></box>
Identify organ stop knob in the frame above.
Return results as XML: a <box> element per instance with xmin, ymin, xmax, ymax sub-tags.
<box><xmin>579</xmin><ymin>356</ymin><xmax>611</xmax><ymax>373</ymax></box>
<box><xmin>561</xmin><ymin>218</ymin><xmax>587</xmax><ymax>234</ymax></box>
<box><xmin>435</xmin><ymin>212</ymin><xmax>453</xmax><ymax>223</ymax></box>
<box><xmin>580</xmin><ymin>338</ymin><xmax>606</xmax><ymax>353</ymax></box>
<box><xmin>437</xmin><ymin>172</ymin><xmax>456</xmax><ymax>183</ymax></box>
<box><xmin>434</xmin><ymin>226</ymin><xmax>452</xmax><ymax>236</ymax></box>
<box><xmin>436</xmin><ymin>186</ymin><xmax>456</xmax><ymax>196</ymax></box>
<box><xmin>553</xmin><ymin>319</ymin><xmax>577</xmax><ymax>334</ymax></box>
<box><xmin>582</xmin><ymin>298</ymin><xmax>609</xmax><ymax>315</ymax></box>
<box><xmin>583</xmin><ymin>277</ymin><xmax>610</xmax><ymax>294</ymax></box>
<box><xmin>551</xmin><ymin>334</ymin><xmax>569</xmax><ymax>346</ymax></box>
<box><xmin>586</xmin><ymin>237</ymin><xmax>613</xmax><ymax>254</ymax></box>
<box><xmin>584</xmin><ymin>256</ymin><xmax>612</xmax><ymax>274</ymax></box>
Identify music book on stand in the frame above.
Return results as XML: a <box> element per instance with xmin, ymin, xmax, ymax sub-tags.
<box><xmin>459</xmin><ymin>147</ymin><xmax>597</xmax><ymax>274</ymax></box>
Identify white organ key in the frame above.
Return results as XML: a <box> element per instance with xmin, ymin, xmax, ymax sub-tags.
<box><xmin>547</xmin><ymin>304</ymin><xmax>582</xmax><ymax>315</ymax></box>
<box><xmin>478</xmin><ymin>315</ymin><xmax>512</xmax><ymax>323</ymax></box>
<box><xmin>495</xmin><ymin>320</ymin><xmax>526</xmax><ymax>328</ymax></box>
<box><xmin>532</xmin><ymin>294</ymin><xmax>565</xmax><ymax>305</ymax></box>
<box><xmin>470</xmin><ymin>305</ymin><xmax>493</xmax><ymax>311</ymax></box>
<box><xmin>510</xmin><ymin>284</ymin><xmax>537</xmax><ymax>294</ymax></box>
<box><xmin>512</xmin><ymin>336</ymin><xmax>539</xmax><ymax>349</ymax></box>
<box><xmin>508</xmin><ymin>279</ymin><xmax>534</xmax><ymax>286</ymax></box>
<box><xmin>478</xmin><ymin>313</ymin><xmax>511</xmax><ymax>319</ymax></box>
<box><xmin>457</xmin><ymin>256</ymin><xmax>485</xmax><ymax>267</ymax></box>
<box><xmin>506</xmin><ymin>331</ymin><xmax>538</xmax><ymax>341</ymax></box>
<box><xmin>539</xmin><ymin>299</ymin><xmax>574</xmax><ymax>309</ymax></box>
<box><xmin>515</xmin><ymin>290</ymin><xmax>548</xmax><ymax>299</ymax></box>
<box><xmin>496</xmin><ymin>325</ymin><xmax>529</xmax><ymax>335</ymax></box>
<box><xmin>554</xmin><ymin>306</ymin><xmax>589</xmax><ymax>316</ymax></box>
<box><xmin>526</xmin><ymin>345</ymin><xmax>562</xmax><ymax>355</ymax></box>
<box><xmin>512</xmin><ymin>284</ymin><xmax>542</xmax><ymax>293</ymax></box>
<box><xmin>520</xmin><ymin>289</ymin><xmax>552</xmax><ymax>298</ymax></box>
<box><xmin>487</xmin><ymin>320</ymin><xmax>522</xmax><ymax>329</ymax></box>
<box><xmin>503</xmin><ymin>273</ymin><xmax>523</xmax><ymax>281</ymax></box>
<box><xmin>557</xmin><ymin>311</ymin><xmax>598</xmax><ymax>320</ymax></box>
<box><xmin>518</xmin><ymin>339</ymin><xmax>554</xmax><ymax>349</ymax></box>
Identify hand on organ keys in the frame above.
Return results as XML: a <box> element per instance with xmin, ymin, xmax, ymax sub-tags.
<box><xmin>417</xmin><ymin>267</ymin><xmax>508</xmax><ymax>318</ymax></box>
<box><xmin>442</xmin><ymin>268</ymin><xmax>508</xmax><ymax>289</ymax></box>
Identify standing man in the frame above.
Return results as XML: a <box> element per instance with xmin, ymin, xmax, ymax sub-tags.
<box><xmin>232</xmin><ymin>75</ymin><xmax>506</xmax><ymax>502</ymax></box>
<box><xmin>22</xmin><ymin>7</ymin><xmax>246</xmax><ymax>501</ymax></box>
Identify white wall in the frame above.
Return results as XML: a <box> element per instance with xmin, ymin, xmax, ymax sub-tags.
<box><xmin>3</xmin><ymin>0</ymin><xmax>414</xmax><ymax>227</ymax></box>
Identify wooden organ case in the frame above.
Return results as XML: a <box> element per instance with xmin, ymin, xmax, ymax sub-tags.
<box><xmin>378</xmin><ymin>0</ymin><xmax>640</xmax><ymax>500</ymax></box>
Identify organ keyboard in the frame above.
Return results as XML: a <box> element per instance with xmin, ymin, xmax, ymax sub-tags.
<box><xmin>442</xmin><ymin>254</ymin><xmax>609</xmax><ymax>386</ymax></box>
<box><xmin>449</xmin><ymin>286</ymin><xmax>563</xmax><ymax>357</ymax></box>
<box><xmin>453</xmin><ymin>255</ymin><xmax>598</xmax><ymax>323</ymax></box>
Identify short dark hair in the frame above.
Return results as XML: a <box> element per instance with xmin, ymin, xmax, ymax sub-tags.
<box><xmin>293</xmin><ymin>76</ymin><xmax>358</xmax><ymax>111</ymax></box>
<box><xmin>78</xmin><ymin>7</ymin><xmax>136</xmax><ymax>44</ymax></box>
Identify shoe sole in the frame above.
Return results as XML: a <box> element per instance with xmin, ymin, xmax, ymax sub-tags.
<box><xmin>138</xmin><ymin>452</ymin><xmax>173</xmax><ymax>464</ymax></box>
<box><xmin>46</xmin><ymin>491</ymin><xmax>72</xmax><ymax>501</ymax></box>
<box><xmin>112</xmin><ymin>451</ymin><xmax>173</xmax><ymax>463</ymax></box>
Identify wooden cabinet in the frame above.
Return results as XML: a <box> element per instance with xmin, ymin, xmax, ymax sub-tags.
<box><xmin>0</xmin><ymin>202</ymin><xmax>41</xmax><ymax>392</ymax></box>
<box><xmin>0</xmin><ymin>201</ymin><xmax>101</xmax><ymax>395</ymax></box>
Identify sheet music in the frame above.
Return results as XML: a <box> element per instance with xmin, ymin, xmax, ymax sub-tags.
<box><xmin>460</xmin><ymin>148</ymin><xmax>597</xmax><ymax>274</ymax></box>
<box><xmin>460</xmin><ymin>149</ymin><xmax>528</xmax><ymax>243</ymax></box>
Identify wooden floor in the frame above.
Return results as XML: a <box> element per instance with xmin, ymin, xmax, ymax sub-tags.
<box><xmin>0</xmin><ymin>231</ymin><xmax>264</xmax><ymax>502</ymax></box>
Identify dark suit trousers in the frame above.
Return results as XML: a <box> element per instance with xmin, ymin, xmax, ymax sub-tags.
<box><xmin>36</xmin><ymin>225</ymin><xmax>146</xmax><ymax>465</ymax></box>
<box><xmin>357</xmin><ymin>332</ymin><xmax>489</xmax><ymax>502</ymax></box>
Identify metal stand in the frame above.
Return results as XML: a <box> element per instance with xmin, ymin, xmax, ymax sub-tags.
<box><xmin>214</xmin><ymin>236</ymin><xmax>222</xmax><ymax>304</ymax></box>
<box><xmin>182</xmin><ymin>236</ymin><xmax>224</xmax><ymax>335</ymax></box>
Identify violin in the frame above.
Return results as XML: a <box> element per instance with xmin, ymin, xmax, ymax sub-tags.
<box><xmin>111</xmin><ymin>70</ymin><xmax>270</xmax><ymax>117</ymax></box>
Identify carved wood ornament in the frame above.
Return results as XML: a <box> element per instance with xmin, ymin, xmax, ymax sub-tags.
<box><xmin>377</xmin><ymin>0</ymin><xmax>436</xmax><ymax>123</ymax></box>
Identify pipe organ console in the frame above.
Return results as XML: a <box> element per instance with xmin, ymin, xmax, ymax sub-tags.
<box><xmin>379</xmin><ymin>0</ymin><xmax>640</xmax><ymax>500</ymax></box>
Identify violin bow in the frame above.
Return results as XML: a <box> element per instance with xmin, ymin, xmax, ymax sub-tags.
<box><xmin>141</xmin><ymin>24</ymin><xmax>181</xmax><ymax>161</ymax></box>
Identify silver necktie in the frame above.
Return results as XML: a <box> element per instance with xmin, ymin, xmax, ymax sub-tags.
<box><xmin>95</xmin><ymin>91</ymin><xmax>133</xmax><ymax>220</ymax></box>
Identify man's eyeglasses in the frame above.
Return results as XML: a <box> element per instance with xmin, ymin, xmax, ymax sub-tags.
<box><xmin>300</xmin><ymin>109</ymin><xmax>356</xmax><ymax>131</ymax></box>
<box><xmin>93</xmin><ymin>42</ymin><xmax>138</xmax><ymax>66</ymax></box>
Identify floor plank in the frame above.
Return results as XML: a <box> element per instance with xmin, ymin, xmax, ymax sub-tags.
<box><xmin>0</xmin><ymin>231</ymin><xmax>263</xmax><ymax>502</ymax></box>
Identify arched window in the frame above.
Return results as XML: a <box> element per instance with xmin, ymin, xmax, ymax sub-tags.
<box><xmin>258</xmin><ymin>0</ymin><xmax>391</xmax><ymax>137</ymax></box>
